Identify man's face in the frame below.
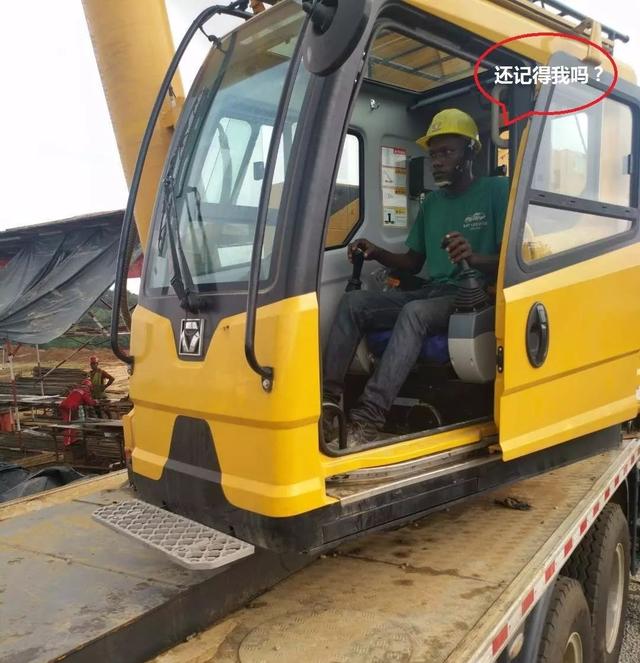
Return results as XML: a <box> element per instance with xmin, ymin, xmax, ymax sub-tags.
<box><xmin>90</xmin><ymin>361</ymin><xmax>98</xmax><ymax>370</ymax></box>
<box><xmin>427</xmin><ymin>134</ymin><xmax>468</xmax><ymax>187</ymax></box>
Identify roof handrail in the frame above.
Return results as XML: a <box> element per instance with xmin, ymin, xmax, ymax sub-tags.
<box><xmin>489</xmin><ymin>0</ymin><xmax>629</xmax><ymax>51</ymax></box>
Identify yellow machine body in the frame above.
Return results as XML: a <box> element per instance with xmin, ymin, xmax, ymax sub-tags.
<box><xmin>111</xmin><ymin>0</ymin><xmax>639</xmax><ymax>550</ymax></box>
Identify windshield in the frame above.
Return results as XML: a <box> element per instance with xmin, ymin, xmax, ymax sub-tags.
<box><xmin>146</xmin><ymin>2</ymin><xmax>309</xmax><ymax>293</ymax></box>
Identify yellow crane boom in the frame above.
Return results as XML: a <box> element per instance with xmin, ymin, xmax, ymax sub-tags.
<box><xmin>81</xmin><ymin>0</ymin><xmax>185</xmax><ymax>248</ymax></box>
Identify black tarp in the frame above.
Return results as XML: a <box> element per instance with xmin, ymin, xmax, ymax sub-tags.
<box><xmin>0</xmin><ymin>218</ymin><xmax>122</xmax><ymax>344</ymax></box>
<box><xmin>0</xmin><ymin>463</ymin><xmax>84</xmax><ymax>502</ymax></box>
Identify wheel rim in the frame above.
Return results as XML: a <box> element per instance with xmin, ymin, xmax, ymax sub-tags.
<box><xmin>605</xmin><ymin>542</ymin><xmax>625</xmax><ymax>653</ymax></box>
<box><xmin>564</xmin><ymin>632</ymin><xmax>584</xmax><ymax>663</ymax></box>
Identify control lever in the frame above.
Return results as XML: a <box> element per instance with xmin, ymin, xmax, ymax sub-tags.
<box><xmin>441</xmin><ymin>236</ymin><xmax>472</xmax><ymax>273</ymax></box>
<box><xmin>345</xmin><ymin>248</ymin><xmax>365</xmax><ymax>292</ymax></box>
<box><xmin>441</xmin><ymin>236</ymin><xmax>489</xmax><ymax>312</ymax></box>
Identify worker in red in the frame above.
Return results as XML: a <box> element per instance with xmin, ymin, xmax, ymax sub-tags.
<box><xmin>59</xmin><ymin>379</ymin><xmax>97</xmax><ymax>447</ymax></box>
<box><xmin>88</xmin><ymin>356</ymin><xmax>115</xmax><ymax>399</ymax></box>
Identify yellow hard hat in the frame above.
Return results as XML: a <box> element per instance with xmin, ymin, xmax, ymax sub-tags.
<box><xmin>416</xmin><ymin>108</ymin><xmax>481</xmax><ymax>153</ymax></box>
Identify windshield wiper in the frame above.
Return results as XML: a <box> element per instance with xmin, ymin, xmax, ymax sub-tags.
<box><xmin>162</xmin><ymin>174</ymin><xmax>204</xmax><ymax>312</ymax></box>
<box><xmin>110</xmin><ymin>3</ymin><xmax>250</xmax><ymax>366</ymax></box>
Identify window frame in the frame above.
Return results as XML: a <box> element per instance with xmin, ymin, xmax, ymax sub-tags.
<box><xmin>324</xmin><ymin>129</ymin><xmax>365</xmax><ymax>251</ymax></box>
<box><xmin>141</xmin><ymin>5</ymin><xmax>312</xmax><ymax>298</ymax></box>
<box><xmin>504</xmin><ymin>56</ymin><xmax>640</xmax><ymax>287</ymax></box>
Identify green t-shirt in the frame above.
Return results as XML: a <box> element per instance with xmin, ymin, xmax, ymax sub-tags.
<box><xmin>405</xmin><ymin>176</ymin><xmax>509</xmax><ymax>285</ymax></box>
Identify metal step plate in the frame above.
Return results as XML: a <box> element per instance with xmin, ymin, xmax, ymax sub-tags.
<box><xmin>93</xmin><ymin>499</ymin><xmax>254</xmax><ymax>570</ymax></box>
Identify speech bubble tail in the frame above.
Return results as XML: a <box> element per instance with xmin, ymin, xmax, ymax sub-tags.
<box><xmin>501</xmin><ymin>105</ymin><xmax>530</xmax><ymax>127</ymax></box>
<box><xmin>499</xmin><ymin>104</ymin><xmax>511</xmax><ymax>127</ymax></box>
<box><xmin>504</xmin><ymin>110</ymin><xmax>537</xmax><ymax>127</ymax></box>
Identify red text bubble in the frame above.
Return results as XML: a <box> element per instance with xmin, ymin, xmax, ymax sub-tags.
<box><xmin>473</xmin><ymin>33</ymin><xmax>618</xmax><ymax>127</ymax></box>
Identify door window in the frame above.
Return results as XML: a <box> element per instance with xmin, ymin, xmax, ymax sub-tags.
<box><xmin>522</xmin><ymin>84</ymin><xmax>634</xmax><ymax>264</ymax></box>
<box><xmin>325</xmin><ymin>133</ymin><xmax>363</xmax><ymax>248</ymax></box>
<box><xmin>532</xmin><ymin>85</ymin><xmax>632</xmax><ymax>206</ymax></box>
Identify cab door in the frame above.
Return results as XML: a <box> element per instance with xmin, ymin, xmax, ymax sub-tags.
<box><xmin>496</xmin><ymin>52</ymin><xmax>640</xmax><ymax>461</ymax></box>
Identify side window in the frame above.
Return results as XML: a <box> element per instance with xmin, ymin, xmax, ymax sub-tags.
<box><xmin>545</xmin><ymin>112</ymin><xmax>589</xmax><ymax>197</ymax></box>
<box><xmin>522</xmin><ymin>84</ymin><xmax>634</xmax><ymax>264</ymax></box>
<box><xmin>325</xmin><ymin>134</ymin><xmax>362</xmax><ymax>248</ymax></box>
<box><xmin>533</xmin><ymin>87</ymin><xmax>631</xmax><ymax>206</ymax></box>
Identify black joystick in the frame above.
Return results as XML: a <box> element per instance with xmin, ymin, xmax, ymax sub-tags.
<box><xmin>346</xmin><ymin>248</ymin><xmax>365</xmax><ymax>292</ymax></box>
<box><xmin>441</xmin><ymin>237</ymin><xmax>489</xmax><ymax>312</ymax></box>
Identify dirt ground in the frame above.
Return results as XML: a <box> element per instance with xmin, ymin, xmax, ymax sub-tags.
<box><xmin>1</xmin><ymin>345</ymin><xmax>129</xmax><ymax>397</ymax></box>
<box><xmin>621</xmin><ymin>573</ymin><xmax>640</xmax><ymax>662</ymax></box>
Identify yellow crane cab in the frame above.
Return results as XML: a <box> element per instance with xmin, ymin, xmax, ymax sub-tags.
<box><xmin>113</xmin><ymin>0</ymin><xmax>640</xmax><ymax>551</ymax></box>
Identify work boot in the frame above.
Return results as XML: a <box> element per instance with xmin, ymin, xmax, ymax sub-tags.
<box><xmin>342</xmin><ymin>419</ymin><xmax>382</xmax><ymax>449</ymax></box>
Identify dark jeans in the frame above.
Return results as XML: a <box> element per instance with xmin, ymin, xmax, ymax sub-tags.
<box><xmin>323</xmin><ymin>284</ymin><xmax>456</xmax><ymax>427</ymax></box>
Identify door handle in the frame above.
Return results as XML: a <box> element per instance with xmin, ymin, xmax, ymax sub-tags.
<box><xmin>526</xmin><ymin>302</ymin><xmax>549</xmax><ymax>368</ymax></box>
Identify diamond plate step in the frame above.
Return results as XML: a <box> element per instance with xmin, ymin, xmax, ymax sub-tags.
<box><xmin>93</xmin><ymin>499</ymin><xmax>254</xmax><ymax>570</ymax></box>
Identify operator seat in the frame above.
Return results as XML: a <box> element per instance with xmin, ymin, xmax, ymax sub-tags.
<box><xmin>366</xmin><ymin>329</ymin><xmax>450</xmax><ymax>364</ymax></box>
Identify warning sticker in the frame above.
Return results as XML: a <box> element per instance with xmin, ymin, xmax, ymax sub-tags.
<box><xmin>381</xmin><ymin>147</ymin><xmax>408</xmax><ymax>227</ymax></box>
<box><xmin>383</xmin><ymin>206</ymin><xmax>408</xmax><ymax>226</ymax></box>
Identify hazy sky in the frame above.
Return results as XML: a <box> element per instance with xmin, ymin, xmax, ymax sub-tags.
<box><xmin>0</xmin><ymin>0</ymin><xmax>637</xmax><ymax>231</ymax></box>
<box><xmin>0</xmin><ymin>0</ymin><xmax>241</xmax><ymax>231</ymax></box>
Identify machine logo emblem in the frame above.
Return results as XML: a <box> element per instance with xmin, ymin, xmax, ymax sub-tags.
<box><xmin>179</xmin><ymin>319</ymin><xmax>204</xmax><ymax>357</ymax></box>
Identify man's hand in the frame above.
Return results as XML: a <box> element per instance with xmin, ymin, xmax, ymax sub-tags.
<box><xmin>442</xmin><ymin>231</ymin><xmax>473</xmax><ymax>264</ymax></box>
<box><xmin>348</xmin><ymin>238</ymin><xmax>380</xmax><ymax>263</ymax></box>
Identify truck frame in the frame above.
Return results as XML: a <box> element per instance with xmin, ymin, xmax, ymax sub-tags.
<box><xmin>6</xmin><ymin>1</ymin><xmax>638</xmax><ymax>661</ymax></box>
<box><xmin>2</xmin><ymin>436</ymin><xmax>638</xmax><ymax>662</ymax></box>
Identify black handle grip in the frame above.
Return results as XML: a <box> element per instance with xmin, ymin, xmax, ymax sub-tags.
<box><xmin>345</xmin><ymin>248</ymin><xmax>365</xmax><ymax>292</ymax></box>
<box><xmin>441</xmin><ymin>235</ymin><xmax>470</xmax><ymax>273</ymax></box>
<box><xmin>526</xmin><ymin>302</ymin><xmax>549</xmax><ymax>368</ymax></box>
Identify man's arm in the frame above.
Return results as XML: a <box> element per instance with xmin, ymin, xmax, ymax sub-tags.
<box><xmin>469</xmin><ymin>253</ymin><xmax>499</xmax><ymax>277</ymax></box>
<box><xmin>374</xmin><ymin>247</ymin><xmax>425</xmax><ymax>274</ymax></box>
<box><xmin>102</xmin><ymin>370</ymin><xmax>115</xmax><ymax>389</ymax></box>
<box><xmin>82</xmin><ymin>392</ymin><xmax>98</xmax><ymax>407</ymax></box>
<box><xmin>348</xmin><ymin>239</ymin><xmax>425</xmax><ymax>274</ymax></box>
<box><xmin>443</xmin><ymin>231</ymin><xmax>499</xmax><ymax>278</ymax></box>
<box><xmin>346</xmin><ymin>201</ymin><xmax>429</xmax><ymax>275</ymax></box>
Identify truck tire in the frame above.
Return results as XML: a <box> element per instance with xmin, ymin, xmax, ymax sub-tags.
<box><xmin>564</xmin><ymin>503</ymin><xmax>630</xmax><ymax>663</ymax></box>
<box><xmin>538</xmin><ymin>577</ymin><xmax>594</xmax><ymax>663</ymax></box>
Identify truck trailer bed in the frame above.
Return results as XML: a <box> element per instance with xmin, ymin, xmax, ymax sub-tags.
<box><xmin>1</xmin><ymin>441</ymin><xmax>637</xmax><ymax>663</ymax></box>
<box><xmin>152</xmin><ymin>440</ymin><xmax>639</xmax><ymax>663</ymax></box>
